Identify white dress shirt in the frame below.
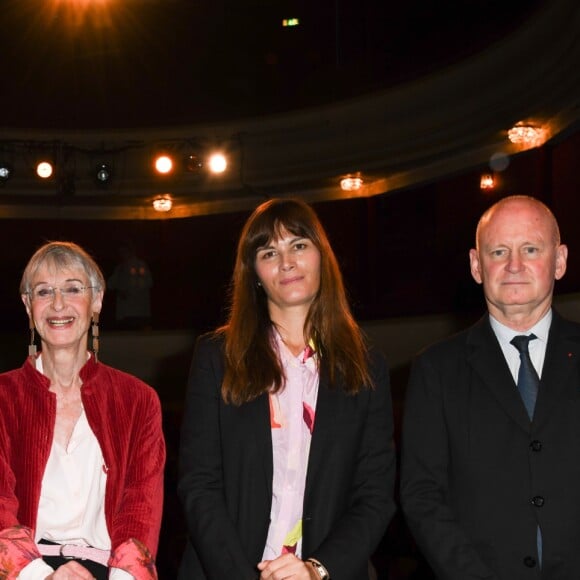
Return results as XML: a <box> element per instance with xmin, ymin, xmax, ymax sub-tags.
<box><xmin>489</xmin><ymin>309</ymin><xmax>551</xmax><ymax>382</ymax></box>
<box><xmin>17</xmin><ymin>355</ymin><xmax>132</xmax><ymax>579</ymax></box>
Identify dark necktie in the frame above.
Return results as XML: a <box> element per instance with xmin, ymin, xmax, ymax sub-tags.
<box><xmin>510</xmin><ymin>334</ymin><xmax>539</xmax><ymax>419</ymax></box>
<box><xmin>510</xmin><ymin>333</ymin><xmax>543</xmax><ymax>565</ymax></box>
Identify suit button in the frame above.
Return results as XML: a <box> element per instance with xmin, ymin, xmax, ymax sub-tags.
<box><xmin>523</xmin><ymin>556</ymin><xmax>536</xmax><ymax>568</ymax></box>
<box><xmin>530</xmin><ymin>440</ymin><xmax>542</xmax><ymax>452</ymax></box>
<box><xmin>531</xmin><ymin>496</ymin><xmax>545</xmax><ymax>507</ymax></box>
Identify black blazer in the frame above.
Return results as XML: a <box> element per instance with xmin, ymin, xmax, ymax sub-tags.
<box><xmin>178</xmin><ymin>332</ymin><xmax>395</xmax><ymax>580</ymax></box>
<box><xmin>401</xmin><ymin>311</ymin><xmax>580</xmax><ymax>580</ymax></box>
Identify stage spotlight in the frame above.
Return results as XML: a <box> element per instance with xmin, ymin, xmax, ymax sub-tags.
<box><xmin>208</xmin><ymin>152</ymin><xmax>227</xmax><ymax>174</ymax></box>
<box><xmin>95</xmin><ymin>163</ymin><xmax>112</xmax><ymax>186</ymax></box>
<box><xmin>0</xmin><ymin>162</ymin><xmax>13</xmax><ymax>183</ymax></box>
<box><xmin>36</xmin><ymin>161</ymin><xmax>54</xmax><ymax>179</ymax></box>
<box><xmin>184</xmin><ymin>153</ymin><xmax>203</xmax><ymax>174</ymax></box>
<box><xmin>154</xmin><ymin>154</ymin><xmax>174</xmax><ymax>175</ymax></box>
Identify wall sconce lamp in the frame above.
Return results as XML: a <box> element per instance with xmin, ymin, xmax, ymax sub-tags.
<box><xmin>152</xmin><ymin>194</ymin><xmax>173</xmax><ymax>212</ymax></box>
<box><xmin>480</xmin><ymin>173</ymin><xmax>495</xmax><ymax>190</ymax></box>
<box><xmin>340</xmin><ymin>174</ymin><xmax>363</xmax><ymax>191</ymax></box>
<box><xmin>508</xmin><ymin>123</ymin><xmax>545</xmax><ymax>148</ymax></box>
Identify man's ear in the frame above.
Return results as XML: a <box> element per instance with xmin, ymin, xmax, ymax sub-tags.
<box><xmin>469</xmin><ymin>248</ymin><xmax>483</xmax><ymax>284</ymax></box>
<box><xmin>555</xmin><ymin>244</ymin><xmax>568</xmax><ymax>281</ymax></box>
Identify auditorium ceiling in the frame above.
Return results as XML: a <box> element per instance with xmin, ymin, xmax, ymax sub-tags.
<box><xmin>0</xmin><ymin>0</ymin><xmax>578</xmax><ymax>219</ymax></box>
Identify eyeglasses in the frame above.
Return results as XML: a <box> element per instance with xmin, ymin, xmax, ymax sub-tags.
<box><xmin>28</xmin><ymin>284</ymin><xmax>96</xmax><ymax>301</ymax></box>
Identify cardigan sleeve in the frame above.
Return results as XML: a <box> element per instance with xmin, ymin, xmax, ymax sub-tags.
<box><xmin>0</xmin><ymin>371</ymin><xmax>45</xmax><ymax>578</ymax></box>
<box><xmin>0</xmin><ymin>405</ymin><xmax>20</xmax><ymax>532</ymax></box>
<box><xmin>106</xmin><ymin>385</ymin><xmax>165</xmax><ymax>566</ymax></box>
<box><xmin>82</xmin><ymin>364</ymin><xmax>165</xmax><ymax>577</ymax></box>
<box><xmin>0</xmin><ymin>526</ymin><xmax>44</xmax><ymax>580</ymax></box>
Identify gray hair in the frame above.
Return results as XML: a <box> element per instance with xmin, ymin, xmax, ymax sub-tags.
<box><xmin>20</xmin><ymin>241</ymin><xmax>106</xmax><ymax>295</ymax></box>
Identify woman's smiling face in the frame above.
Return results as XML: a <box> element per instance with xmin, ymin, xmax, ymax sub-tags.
<box><xmin>23</xmin><ymin>263</ymin><xmax>103</xmax><ymax>352</ymax></box>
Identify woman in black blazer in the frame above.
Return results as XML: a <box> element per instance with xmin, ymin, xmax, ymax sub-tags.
<box><xmin>178</xmin><ymin>198</ymin><xmax>395</xmax><ymax>580</ymax></box>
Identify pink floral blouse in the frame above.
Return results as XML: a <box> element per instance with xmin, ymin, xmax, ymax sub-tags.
<box><xmin>262</xmin><ymin>333</ymin><xmax>319</xmax><ymax>560</ymax></box>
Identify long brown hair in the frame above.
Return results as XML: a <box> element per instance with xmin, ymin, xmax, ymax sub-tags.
<box><xmin>221</xmin><ymin>198</ymin><xmax>372</xmax><ymax>405</ymax></box>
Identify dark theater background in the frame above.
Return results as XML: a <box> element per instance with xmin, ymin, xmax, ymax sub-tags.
<box><xmin>0</xmin><ymin>0</ymin><xmax>578</xmax><ymax>578</ymax></box>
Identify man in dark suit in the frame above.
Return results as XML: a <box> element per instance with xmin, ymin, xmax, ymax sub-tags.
<box><xmin>401</xmin><ymin>195</ymin><xmax>579</xmax><ymax>579</ymax></box>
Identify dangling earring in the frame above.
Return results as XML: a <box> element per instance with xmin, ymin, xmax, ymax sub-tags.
<box><xmin>28</xmin><ymin>317</ymin><xmax>37</xmax><ymax>357</ymax></box>
<box><xmin>91</xmin><ymin>312</ymin><xmax>100</xmax><ymax>362</ymax></box>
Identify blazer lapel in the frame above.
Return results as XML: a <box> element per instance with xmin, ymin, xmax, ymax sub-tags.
<box><xmin>467</xmin><ymin>317</ymin><xmax>531</xmax><ymax>432</ymax></box>
<box><xmin>304</xmin><ymin>369</ymin><xmax>338</xmax><ymax>495</ymax></box>
<box><xmin>247</xmin><ymin>393</ymin><xmax>274</xmax><ymax>498</ymax></box>
<box><xmin>533</xmin><ymin>312</ymin><xmax>580</xmax><ymax>429</ymax></box>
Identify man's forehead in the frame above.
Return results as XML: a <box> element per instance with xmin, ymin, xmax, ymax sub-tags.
<box><xmin>479</xmin><ymin>202</ymin><xmax>556</xmax><ymax>242</ymax></box>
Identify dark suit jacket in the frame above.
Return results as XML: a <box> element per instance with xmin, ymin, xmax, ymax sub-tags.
<box><xmin>177</xmin><ymin>332</ymin><xmax>395</xmax><ymax>580</ymax></box>
<box><xmin>401</xmin><ymin>311</ymin><xmax>580</xmax><ymax>580</ymax></box>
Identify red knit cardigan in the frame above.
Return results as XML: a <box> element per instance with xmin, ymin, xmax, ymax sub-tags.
<box><xmin>0</xmin><ymin>355</ymin><xmax>165</xmax><ymax>579</ymax></box>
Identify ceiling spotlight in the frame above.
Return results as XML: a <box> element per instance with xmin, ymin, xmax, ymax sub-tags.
<box><xmin>0</xmin><ymin>162</ymin><xmax>13</xmax><ymax>183</ymax></box>
<box><xmin>340</xmin><ymin>175</ymin><xmax>363</xmax><ymax>191</ymax></box>
<box><xmin>184</xmin><ymin>154</ymin><xmax>204</xmax><ymax>174</ymax></box>
<box><xmin>36</xmin><ymin>161</ymin><xmax>54</xmax><ymax>179</ymax></box>
<box><xmin>208</xmin><ymin>152</ymin><xmax>227</xmax><ymax>174</ymax></box>
<box><xmin>154</xmin><ymin>154</ymin><xmax>174</xmax><ymax>175</ymax></box>
<box><xmin>507</xmin><ymin>123</ymin><xmax>545</xmax><ymax>147</ymax></box>
<box><xmin>152</xmin><ymin>194</ymin><xmax>173</xmax><ymax>212</ymax></box>
<box><xmin>95</xmin><ymin>163</ymin><xmax>112</xmax><ymax>186</ymax></box>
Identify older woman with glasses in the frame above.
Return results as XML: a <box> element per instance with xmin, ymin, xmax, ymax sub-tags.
<box><xmin>0</xmin><ymin>241</ymin><xmax>165</xmax><ymax>580</ymax></box>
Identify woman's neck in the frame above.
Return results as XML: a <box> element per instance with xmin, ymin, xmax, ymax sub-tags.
<box><xmin>40</xmin><ymin>346</ymin><xmax>87</xmax><ymax>395</ymax></box>
<box><xmin>271</xmin><ymin>313</ymin><xmax>309</xmax><ymax>356</ymax></box>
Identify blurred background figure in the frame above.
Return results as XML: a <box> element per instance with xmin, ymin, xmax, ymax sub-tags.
<box><xmin>108</xmin><ymin>243</ymin><xmax>153</xmax><ymax>330</ymax></box>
